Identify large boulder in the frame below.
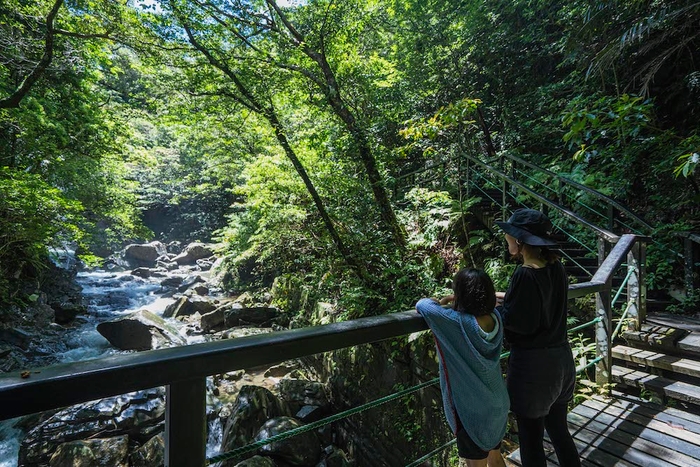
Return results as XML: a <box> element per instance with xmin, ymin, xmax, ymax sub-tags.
<box><xmin>172</xmin><ymin>243</ymin><xmax>215</xmax><ymax>265</ymax></box>
<box><xmin>277</xmin><ymin>379</ymin><xmax>330</xmax><ymax>414</ymax></box>
<box><xmin>225</xmin><ymin>305</ymin><xmax>280</xmax><ymax>327</ymax></box>
<box><xmin>49</xmin><ymin>435</ymin><xmax>129</xmax><ymax>467</ymax></box>
<box><xmin>124</xmin><ymin>242</ymin><xmax>167</xmax><ymax>268</ymax></box>
<box><xmin>96</xmin><ymin>310</ymin><xmax>186</xmax><ymax>351</ymax></box>
<box><xmin>129</xmin><ymin>433</ymin><xmax>164</xmax><ymax>467</ymax></box>
<box><xmin>19</xmin><ymin>388</ymin><xmax>165</xmax><ymax>466</ymax></box>
<box><xmin>163</xmin><ymin>296</ymin><xmax>217</xmax><ymax>319</ymax></box>
<box><xmin>200</xmin><ymin>306</ymin><xmax>226</xmax><ymax>332</ymax></box>
<box><xmin>219</xmin><ymin>386</ymin><xmax>291</xmax><ymax>467</ymax></box>
<box><xmin>255</xmin><ymin>416</ymin><xmax>321</xmax><ymax>466</ymax></box>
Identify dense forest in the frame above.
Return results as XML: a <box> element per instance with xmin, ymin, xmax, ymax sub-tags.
<box><xmin>1</xmin><ymin>0</ymin><xmax>699</xmax><ymax>318</ymax></box>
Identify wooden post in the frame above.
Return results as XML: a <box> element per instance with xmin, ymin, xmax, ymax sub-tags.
<box><xmin>607</xmin><ymin>205</ymin><xmax>615</xmax><ymax>232</ymax></box>
<box><xmin>686</xmin><ymin>236</ymin><xmax>695</xmax><ymax>297</ymax></box>
<box><xmin>166</xmin><ymin>378</ymin><xmax>207</xmax><ymax>467</ymax></box>
<box><xmin>626</xmin><ymin>238</ymin><xmax>647</xmax><ymax>332</ymax></box>
<box><xmin>596</xmin><ymin>237</ymin><xmax>613</xmax><ymax>387</ymax></box>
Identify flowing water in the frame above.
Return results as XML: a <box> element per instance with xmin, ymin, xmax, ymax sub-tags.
<box><xmin>0</xmin><ymin>261</ymin><xmax>186</xmax><ymax>466</ymax></box>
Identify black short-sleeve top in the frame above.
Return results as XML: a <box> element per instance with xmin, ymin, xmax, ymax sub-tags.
<box><xmin>499</xmin><ymin>261</ymin><xmax>569</xmax><ymax>349</ymax></box>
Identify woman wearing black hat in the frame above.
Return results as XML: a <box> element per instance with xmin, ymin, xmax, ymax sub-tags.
<box><xmin>495</xmin><ymin>208</ymin><xmax>580</xmax><ymax>467</ymax></box>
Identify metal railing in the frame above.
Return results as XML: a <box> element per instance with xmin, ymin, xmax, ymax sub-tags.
<box><xmin>0</xmin><ymin>235</ymin><xmax>647</xmax><ymax>466</ymax></box>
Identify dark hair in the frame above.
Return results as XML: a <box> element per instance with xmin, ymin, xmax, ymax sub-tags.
<box><xmin>452</xmin><ymin>268</ymin><xmax>496</xmax><ymax>316</ymax></box>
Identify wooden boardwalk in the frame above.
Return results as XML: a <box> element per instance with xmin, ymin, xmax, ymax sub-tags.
<box><xmin>508</xmin><ymin>393</ymin><xmax>700</xmax><ymax>466</ymax></box>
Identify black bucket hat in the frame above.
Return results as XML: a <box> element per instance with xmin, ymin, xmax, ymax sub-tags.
<box><xmin>495</xmin><ymin>208</ymin><xmax>559</xmax><ymax>247</ymax></box>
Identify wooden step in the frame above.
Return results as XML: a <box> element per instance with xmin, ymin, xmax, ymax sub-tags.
<box><xmin>612</xmin><ymin>366</ymin><xmax>700</xmax><ymax>407</ymax></box>
<box><xmin>622</xmin><ymin>324</ymin><xmax>689</xmax><ymax>350</ymax></box>
<box><xmin>612</xmin><ymin>345</ymin><xmax>700</xmax><ymax>379</ymax></box>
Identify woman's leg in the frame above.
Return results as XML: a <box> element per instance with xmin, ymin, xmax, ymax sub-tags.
<box><xmin>487</xmin><ymin>448</ymin><xmax>506</xmax><ymax>467</ymax></box>
<box><xmin>544</xmin><ymin>403</ymin><xmax>581</xmax><ymax>467</ymax></box>
<box><xmin>516</xmin><ymin>415</ymin><xmax>547</xmax><ymax>467</ymax></box>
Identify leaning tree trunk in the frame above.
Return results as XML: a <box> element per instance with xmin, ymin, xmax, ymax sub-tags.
<box><xmin>267</xmin><ymin>0</ymin><xmax>407</xmax><ymax>250</ymax></box>
<box><xmin>179</xmin><ymin>20</ymin><xmax>370</xmax><ymax>284</ymax></box>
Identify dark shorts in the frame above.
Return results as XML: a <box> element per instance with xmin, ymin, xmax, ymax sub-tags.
<box><xmin>507</xmin><ymin>343</ymin><xmax>576</xmax><ymax>419</ymax></box>
<box><xmin>456</xmin><ymin>428</ymin><xmax>501</xmax><ymax>460</ymax></box>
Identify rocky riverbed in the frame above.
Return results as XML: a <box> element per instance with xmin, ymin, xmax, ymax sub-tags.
<box><xmin>0</xmin><ymin>241</ymin><xmax>352</xmax><ymax>467</ymax></box>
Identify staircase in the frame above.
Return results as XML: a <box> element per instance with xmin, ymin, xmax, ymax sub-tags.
<box><xmin>612</xmin><ymin>314</ymin><xmax>700</xmax><ymax>413</ymax></box>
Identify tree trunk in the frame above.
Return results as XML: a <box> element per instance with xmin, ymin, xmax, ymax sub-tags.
<box><xmin>267</xmin><ymin>0</ymin><xmax>407</xmax><ymax>249</ymax></box>
<box><xmin>179</xmin><ymin>20</ymin><xmax>370</xmax><ymax>283</ymax></box>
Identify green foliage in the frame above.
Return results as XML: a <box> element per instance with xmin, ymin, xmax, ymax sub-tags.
<box><xmin>562</xmin><ymin>94</ymin><xmax>655</xmax><ymax>163</ymax></box>
<box><xmin>0</xmin><ymin>168</ymin><xmax>81</xmax><ymax>302</ymax></box>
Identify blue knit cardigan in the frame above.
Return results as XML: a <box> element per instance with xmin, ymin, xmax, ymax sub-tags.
<box><xmin>416</xmin><ymin>298</ymin><xmax>509</xmax><ymax>451</ymax></box>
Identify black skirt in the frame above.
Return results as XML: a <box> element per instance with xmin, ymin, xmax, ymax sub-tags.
<box><xmin>506</xmin><ymin>343</ymin><xmax>576</xmax><ymax>419</ymax></box>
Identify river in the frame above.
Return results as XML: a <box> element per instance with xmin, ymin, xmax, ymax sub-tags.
<box><xmin>0</xmin><ymin>260</ymin><xmax>224</xmax><ymax>466</ymax></box>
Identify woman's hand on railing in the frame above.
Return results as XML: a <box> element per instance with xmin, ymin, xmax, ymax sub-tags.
<box><xmin>495</xmin><ymin>291</ymin><xmax>505</xmax><ymax>306</ymax></box>
<box><xmin>439</xmin><ymin>295</ymin><xmax>454</xmax><ymax>306</ymax></box>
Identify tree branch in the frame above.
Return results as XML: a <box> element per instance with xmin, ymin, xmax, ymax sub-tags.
<box><xmin>0</xmin><ymin>0</ymin><xmax>64</xmax><ymax>108</ymax></box>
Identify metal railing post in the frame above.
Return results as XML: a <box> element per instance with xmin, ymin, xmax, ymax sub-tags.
<box><xmin>595</xmin><ymin>237</ymin><xmax>613</xmax><ymax>387</ymax></box>
<box><xmin>165</xmin><ymin>378</ymin><xmax>207</xmax><ymax>467</ymax></box>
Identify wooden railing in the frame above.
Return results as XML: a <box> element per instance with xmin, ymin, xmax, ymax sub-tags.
<box><xmin>0</xmin><ymin>235</ymin><xmax>647</xmax><ymax>467</ymax></box>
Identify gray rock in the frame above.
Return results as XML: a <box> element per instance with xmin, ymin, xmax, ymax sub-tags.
<box><xmin>49</xmin><ymin>435</ymin><xmax>129</xmax><ymax>467</ymax></box>
<box><xmin>172</xmin><ymin>243</ymin><xmax>215</xmax><ymax>265</ymax></box>
<box><xmin>255</xmin><ymin>416</ymin><xmax>321</xmax><ymax>466</ymax></box>
<box><xmin>129</xmin><ymin>434</ymin><xmax>164</xmax><ymax>467</ymax></box>
<box><xmin>0</xmin><ymin>327</ymin><xmax>32</xmax><ymax>349</ymax></box>
<box><xmin>124</xmin><ymin>242</ymin><xmax>167</xmax><ymax>268</ymax></box>
<box><xmin>201</xmin><ymin>307</ymin><xmax>225</xmax><ymax>332</ymax></box>
<box><xmin>196</xmin><ymin>258</ymin><xmax>215</xmax><ymax>271</ymax></box>
<box><xmin>316</xmin><ymin>447</ymin><xmax>351</xmax><ymax>467</ymax></box>
<box><xmin>52</xmin><ymin>301</ymin><xmax>87</xmax><ymax>324</ymax></box>
<box><xmin>96</xmin><ymin>310</ymin><xmax>186</xmax><ymax>350</ymax></box>
<box><xmin>163</xmin><ymin>296</ymin><xmax>217</xmax><ymax>319</ymax></box>
<box><xmin>177</xmin><ymin>274</ymin><xmax>205</xmax><ymax>292</ymax></box>
<box><xmin>194</xmin><ymin>284</ymin><xmax>210</xmax><ymax>295</ymax></box>
<box><xmin>219</xmin><ymin>386</ymin><xmax>291</xmax><ymax>467</ymax></box>
<box><xmin>296</xmin><ymin>405</ymin><xmax>325</xmax><ymax>423</ymax></box>
<box><xmin>19</xmin><ymin>388</ymin><xmax>165</xmax><ymax>466</ymax></box>
<box><xmin>225</xmin><ymin>306</ymin><xmax>280</xmax><ymax>327</ymax></box>
<box><xmin>160</xmin><ymin>276</ymin><xmax>184</xmax><ymax>288</ymax></box>
<box><xmin>156</xmin><ymin>260</ymin><xmax>178</xmax><ymax>271</ymax></box>
<box><xmin>131</xmin><ymin>267</ymin><xmax>152</xmax><ymax>279</ymax></box>
<box><xmin>166</xmin><ymin>241</ymin><xmax>182</xmax><ymax>254</ymax></box>
<box><xmin>277</xmin><ymin>380</ymin><xmax>330</xmax><ymax>413</ymax></box>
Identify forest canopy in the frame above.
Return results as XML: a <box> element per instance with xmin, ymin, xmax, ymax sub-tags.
<box><xmin>1</xmin><ymin>0</ymin><xmax>699</xmax><ymax>313</ymax></box>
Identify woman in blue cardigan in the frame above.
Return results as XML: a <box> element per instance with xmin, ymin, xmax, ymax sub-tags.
<box><xmin>416</xmin><ymin>269</ymin><xmax>508</xmax><ymax>467</ymax></box>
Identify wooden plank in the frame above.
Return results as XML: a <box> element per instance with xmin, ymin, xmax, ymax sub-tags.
<box><xmin>612</xmin><ymin>345</ymin><xmax>700</xmax><ymax>378</ymax></box>
<box><xmin>508</xmin><ymin>443</ymin><xmax>598</xmax><ymax>467</ymax></box>
<box><xmin>612</xmin><ymin>366</ymin><xmax>700</xmax><ymax>405</ymax></box>
<box><xmin>569</xmin><ymin>405</ymin><xmax>700</xmax><ymax>464</ymax></box>
<box><xmin>507</xmin><ymin>449</ymin><xmax>560</xmax><ymax>467</ymax></box>
<box><xmin>647</xmin><ymin>313</ymin><xmax>700</xmax><ymax>333</ymax></box>
<box><xmin>565</xmin><ymin>422</ymin><xmax>671</xmax><ymax>467</ymax></box>
<box><xmin>610</xmin><ymin>390</ymin><xmax>700</xmax><ymax>427</ymax></box>
<box><xmin>677</xmin><ymin>334</ymin><xmax>700</xmax><ymax>357</ymax></box>
<box><xmin>582</xmin><ymin>398</ymin><xmax>700</xmax><ymax>446</ymax></box>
